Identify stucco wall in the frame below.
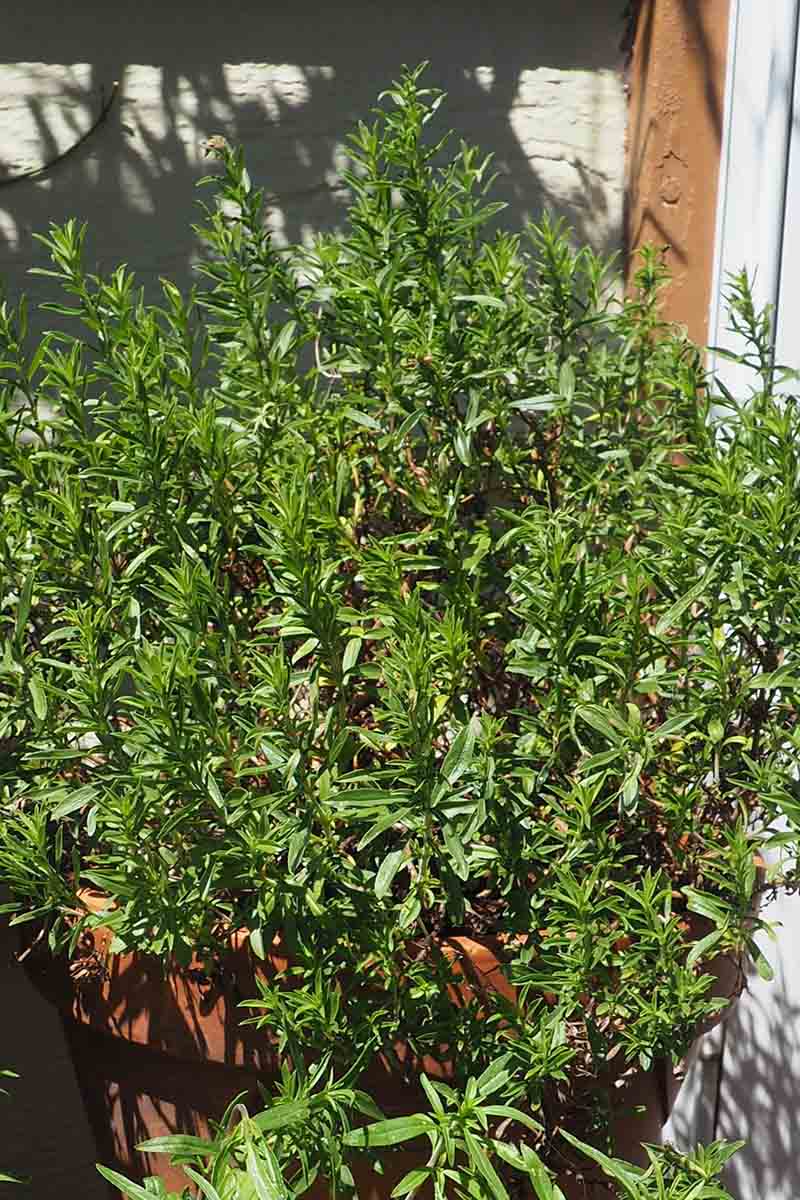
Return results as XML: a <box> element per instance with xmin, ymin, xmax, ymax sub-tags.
<box><xmin>1</xmin><ymin>2</ymin><xmax>627</xmax><ymax>326</ymax></box>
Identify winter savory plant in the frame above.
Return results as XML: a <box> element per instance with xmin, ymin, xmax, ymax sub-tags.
<box><xmin>0</xmin><ymin>65</ymin><xmax>797</xmax><ymax>1196</ymax></box>
<box><xmin>0</xmin><ymin>1069</ymin><xmax>22</xmax><ymax>1187</ymax></box>
<box><xmin>97</xmin><ymin>1078</ymin><xmax>742</xmax><ymax>1200</ymax></box>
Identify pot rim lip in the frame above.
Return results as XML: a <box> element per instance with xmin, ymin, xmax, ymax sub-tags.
<box><xmin>71</xmin><ymin>886</ymin><xmax>523</xmax><ymax>969</ymax></box>
<box><xmin>68</xmin><ymin>886</ymin><xmax>758</xmax><ymax>1002</ymax></box>
<box><xmin>48</xmin><ymin>892</ymin><xmax>745</xmax><ymax>1096</ymax></box>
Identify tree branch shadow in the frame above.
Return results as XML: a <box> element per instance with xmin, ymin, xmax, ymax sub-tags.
<box><xmin>1</xmin><ymin>0</ymin><xmax>627</xmax><ymax>336</ymax></box>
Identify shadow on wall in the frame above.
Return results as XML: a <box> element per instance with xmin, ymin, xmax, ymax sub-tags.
<box><xmin>666</xmin><ymin>891</ymin><xmax>800</xmax><ymax>1200</ymax></box>
<box><xmin>1</xmin><ymin>0</ymin><xmax>626</xmax><ymax>326</ymax></box>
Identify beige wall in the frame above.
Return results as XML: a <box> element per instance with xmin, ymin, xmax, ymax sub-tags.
<box><xmin>626</xmin><ymin>0</ymin><xmax>730</xmax><ymax>344</ymax></box>
<box><xmin>1</xmin><ymin>2</ymin><xmax>627</xmax><ymax>328</ymax></box>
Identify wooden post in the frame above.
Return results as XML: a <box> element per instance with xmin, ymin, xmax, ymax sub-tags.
<box><xmin>626</xmin><ymin>0</ymin><xmax>731</xmax><ymax>343</ymax></box>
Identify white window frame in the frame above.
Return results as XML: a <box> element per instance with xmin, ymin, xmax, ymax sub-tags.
<box><xmin>667</xmin><ymin>9</ymin><xmax>800</xmax><ymax>1194</ymax></box>
<box><xmin>708</xmin><ymin>0</ymin><xmax>800</xmax><ymax>390</ymax></box>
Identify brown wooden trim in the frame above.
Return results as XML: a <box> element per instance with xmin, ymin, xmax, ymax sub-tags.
<box><xmin>626</xmin><ymin>0</ymin><xmax>731</xmax><ymax>343</ymax></box>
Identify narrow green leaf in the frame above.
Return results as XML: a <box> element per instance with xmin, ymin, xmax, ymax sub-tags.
<box><xmin>183</xmin><ymin>1168</ymin><xmax>225</xmax><ymax>1200</ymax></box>
<box><xmin>375</xmin><ymin>848</ymin><xmax>406</xmax><ymax>899</ymax></box>
<box><xmin>747</xmin><ymin>669</ymin><xmax>800</xmax><ymax>691</ymax></box>
<box><xmin>686</xmin><ymin>929</ymin><xmax>724</xmax><ymax>969</ymax></box>
<box><xmin>655</xmin><ymin>569</ymin><xmax>716</xmax><ymax>638</ymax></box>
<box><xmin>206</xmin><ymin>772</ymin><xmax>224</xmax><ymax>809</ymax></box>
<box><xmin>654</xmin><ymin>712</ymin><xmax>695</xmax><ymax>739</ymax></box>
<box><xmin>576</xmin><ymin>705</ymin><xmax>624</xmax><ymax>744</ymax></box>
<box><xmin>356</xmin><ymin>807</ymin><xmax>412</xmax><ymax>849</ymax></box>
<box><xmin>463</xmin><ymin>1129</ymin><xmax>509</xmax><ymax>1200</ymax></box>
<box><xmin>558</xmin><ymin>361</ymin><xmax>575</xmax><ymax>403</ymax></box>
<box><xmin>482</xmin><ymin>1105</ymin><xmax>541</xmax><ymax>1135</ymax></box>
<box><xmin>104</xmin><ymin>505</ymin><xmax>149</xmax><ymax>544</ymax></box>
<box><xmin>454</xmin><ymin>426</ymin><xmax>472</xmax><ymax>466</ymax></box>
<box><xmin>442</xmin><ymin>824</ymin><xmax>468</xmax><ymax>880</ymax></box>
<box><xmin>494</xmin><ymin>1142</ymin><xmax>526</xmax><ymax>1173</ymax></box>
<box><xmin>684</xmin><ymin>887</ymin><xmax>729</xmax><ymax>926</ymax></box>
<box><xmin>708</xmin><ymin>717</ymin><xmax>725</xmax><ymax>744</ymax></box>
<box><xmin>558</xmin><ymin>1130</ymin><xmax>644</xmax><ymax>1198</ymax></box>
<box><xmin>419</xmin><ymin>1072</ymin><xmax>445</xmax><ymax>1116</ymax></box>
<box><xmin>351</xmin><ymin>1090</ymin><xmax>385</xmax><ymax>1121</ymax></box>
<box><xmin>454</xmin><ymin>293</ymin><xmax>506</xmax><ymax>309</ymax></box>
<box><xmin>50</xmin><ymin>784</ymin><xmax>98</xmax><ymax>819</ymax></box>
<box><xmin>122</xmin><ymin>544</ymin><xmax>162</xmax><ymax>578</ymax></box>
<box><xmin>475</xmin><ymin>1055</ymin><xmax>512</xmax><ymax>1097</ymax></box>
<box><xmin>621</xmin><ymin>772</ymin><xmax>639</xmax><ymax>812</ymax></box>
<box><xmin>747</xmin><ymin>935</ymin><xmax>774</xmax><ymax>981</ymax></box>
<box><xmin>442</xmin><ymin>715</ymin><xmax>479</xmax><ymax>784</ymax></box>
<box><xmin>510</xmin><ymin>395</ymin><xmax>559</xmax><ymax>413</ymax></box>
<box><xmin>343</xmin><ymin>407</ymin><xmax>380</xmax><ymax>431</ymax></box>
<box><xmin>343</xmin><ymin>1115</ymin><xmax>431</xmax><ymax>1148</ymax></box>
<box><xmin>252</xmin><ymin>1100</ymin><xmax>311</xmax><ymax>1132</ymax></box>
<box><xmin>287</xmin><ymin>828</ymin><xmax>308</xmax><ymax>873</ymax></box>
<box><xmin>494</xmin><ymin>1143</ymin><xmax>566</xmax><ymax>1200</ymax></box>
<box><xmin>14</xmin><ymin>573</ymin><xmax>34</xmax><ymax>644</ymax></box>
<box><xmin>135</xmin><ymin>1135</ymin><xmax>216</xmax><ymax>1157</ymax></box>
<box><xmin>246</xmin><ymin>1142</ymin><xmax>284</xmax><ymax>1200</ymax></box>
<box><xmin>96</xmin><ymin>1166</ymin><xmax>158</xmax><ymax>1200</ymax></box>
<box><xmin>391</xmin><ymin>1168</ymin><xmax>431</xmax><ymax>1197</ymax></box>
<box><xmin>342</xmin><ymin>637</ymin><xmax>362</xmax><ymax>678</ymax></box>
<box><xmin>28</xmin><ymin>675</ymin><xmax>47</xmax><ymax>721</ymax></box>
<box><xmin>292</xmin><ymin>636</ymin><xmax>319</xmax><ymax>663</ymax></box>
<box><xmin>272</xmin><ymin>320</ymin><xmax>297</xmax><ymax>360</ymax></box>
<box><xmin>331</xmin><ymin>788</ymin><xmax>407</xmax><ymax>809</ymax></box>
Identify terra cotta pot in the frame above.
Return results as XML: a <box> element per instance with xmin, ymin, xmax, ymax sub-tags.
<box><xmin>25</xmin><ymin>894</ymin><xmax>742</xmax><ymax>1200</ymax></box>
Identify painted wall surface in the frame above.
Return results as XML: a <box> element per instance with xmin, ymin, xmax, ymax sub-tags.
<box><xmin>626</xmin><ymin>0</ymin><xmax>730</xmax><ymax>343</ymax></box>
<box><xmin>1</xmin><ymin>2</ymin><xmax>627</xmax><ymax>328</ymax></box>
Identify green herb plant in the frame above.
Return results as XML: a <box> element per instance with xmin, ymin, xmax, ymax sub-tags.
<box><xmin>99</xmin><ymin>1069</ymin><xmax>740</xmax><ymax>1200</ymax></box>
<box><xmin>1</xmin><ymin>1068</ymin><xmax>23</xmax><ymax>1186</ymax></box>
<box><xmin>1</xmin><ymin>64</ymin><xmax>797</xmax><ymax>1193</ymax></box>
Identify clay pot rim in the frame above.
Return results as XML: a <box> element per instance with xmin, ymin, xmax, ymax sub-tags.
<box><xmin>71</xmin><ymin>887</ymin><xmax>752</xmax><ymax>1001</ymax></box>
<box><xmin>72</xmin><ymin>887</ymin><xmax>522</xmax><ymax>995</ymax></box>
<box><xmin>48</xmin><ymin>890</ymin><xmax>749</xmax><ymax>1129</ymax></box>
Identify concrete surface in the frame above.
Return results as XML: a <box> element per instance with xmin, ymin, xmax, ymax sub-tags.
<box><xmin>0</xmin><ymin>920</ymin><xmax>107</xmax><ymax>1199</ymax></box>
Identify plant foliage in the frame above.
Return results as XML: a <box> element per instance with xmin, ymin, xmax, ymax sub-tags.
<box><xmin>0</xmin><ymin>65</ymin><xmax>793</xmax><ymax>1193</ymax></box>
<box><xmin>100</xmin><ymin>1075</ymin><xmax>739</xmax><ymax>1200</ymax></box>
